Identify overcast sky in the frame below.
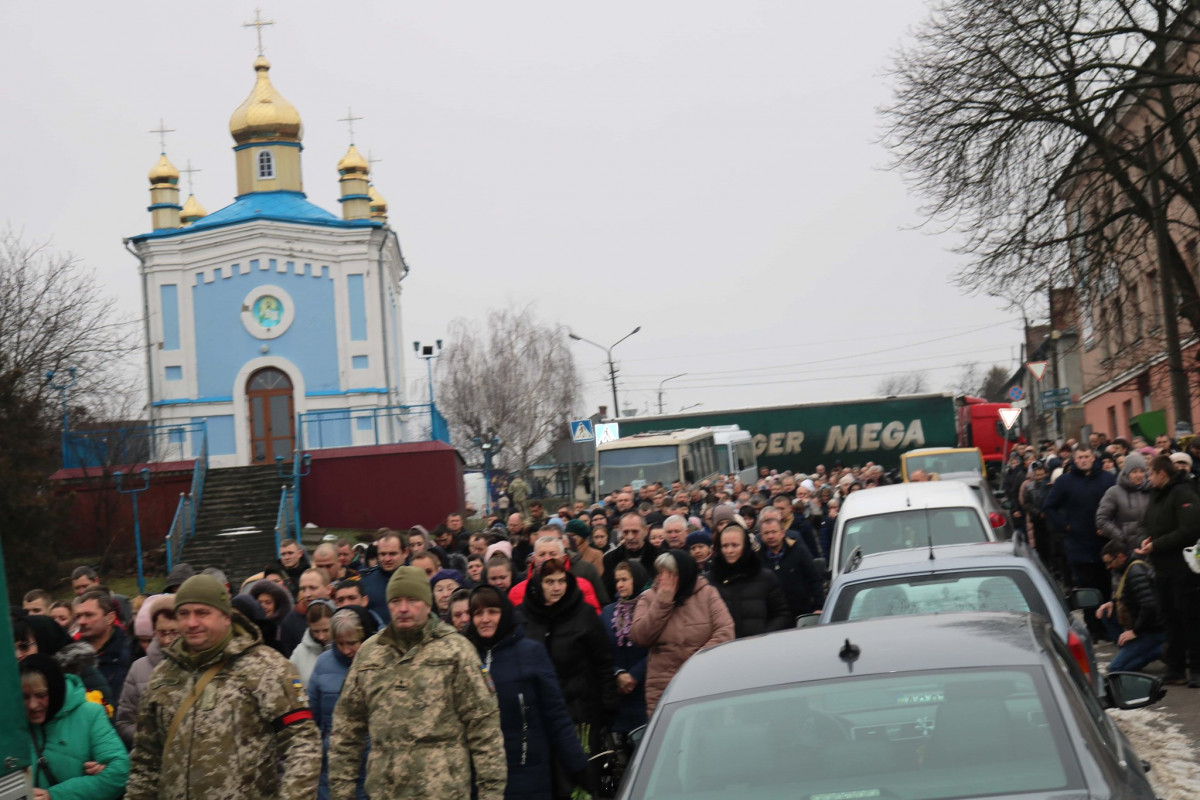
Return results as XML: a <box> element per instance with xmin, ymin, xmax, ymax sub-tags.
<box><xmin>0</xmin><ymin>1</ymin><xmax>1025</xmax><ymax>420</ymax></box>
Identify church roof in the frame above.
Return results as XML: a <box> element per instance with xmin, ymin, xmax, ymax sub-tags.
<box><xmin>131</xmin><ymin>190</ymin><xmax>381</xmax><ymax>241</ymax></box>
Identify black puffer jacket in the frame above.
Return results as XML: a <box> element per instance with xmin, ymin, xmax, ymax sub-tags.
<box><xmin>521</xmin><ymin>570</ymin><xmax>617</xmax><ymax>727</ymax></box>
<box><xmin>1114</xmin><ymin>558</ymin><xmax>1164</xmax><ymax>636</ymax></box>
<box><xmin>1141</xmin><ymin>470</ymin><xmax>1200</xmax><ymax>579</ymax></box>
<box><xmin>710</xmin><ymin>528</ymin><xmax>794</xmax><ymax>639</ymax></box>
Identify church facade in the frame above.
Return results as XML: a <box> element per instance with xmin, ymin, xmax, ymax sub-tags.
<box><xmin>128</xmin><ymin>54</ymin><xmax>408</xmax><ymax>468</ymax></box>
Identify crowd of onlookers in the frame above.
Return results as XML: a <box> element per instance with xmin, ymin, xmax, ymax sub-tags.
<box><xmin>13</xmin><ymin>436</ymin><xmax>1200</xmax><ymax>798</ymax></box>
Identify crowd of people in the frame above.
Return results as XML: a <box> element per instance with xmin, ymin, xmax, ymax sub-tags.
<box><xmin>13</xmin><ymin>436</ymin><xmax>1200</xmax><ymax>798</ymax></box>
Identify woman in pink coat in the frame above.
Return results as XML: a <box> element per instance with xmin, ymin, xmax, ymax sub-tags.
<box><xmin>631</xmin><ymin>549</ymin><xmax>734</xmax><ymax>716</ymax></box>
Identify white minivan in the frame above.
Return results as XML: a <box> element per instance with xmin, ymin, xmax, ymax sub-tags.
<box><xmin>827</xmin><ymin>481</ymin><xmax>1002</xmax><ymax>576</ymax></box>
<box><xmin>707</xmin><ymin>425</ymin><xmax>757</xmax><ymax>484</ymax></box>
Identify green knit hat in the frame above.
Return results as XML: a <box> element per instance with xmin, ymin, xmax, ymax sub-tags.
<box><xmin>173</xmin><ymin>574</ymin><xmax>233</xmax><ymax>616</ymax></box>
<box><xmin>386</xmin><ymin>566</ymin><xmax>432</xmax><ymax>605</ymax></box>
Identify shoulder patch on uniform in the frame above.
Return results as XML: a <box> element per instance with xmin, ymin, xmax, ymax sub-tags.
<box><xmin>273</xmin><ymin>709</ymin><xmax>314</xmax><ymax>731</ymax></box>
<box><xmin>291</xmin><ymin>677</ymin><xmax>306</xmax><ymax>704</ymax></box>
<box><xmin>480</xmin><ymin>664</ymin><xmax>496</xmax><ymax>694</ymax></box>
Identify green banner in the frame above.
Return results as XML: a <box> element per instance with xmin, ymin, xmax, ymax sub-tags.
<box><xmin>0</xmin><ymin>537</ymin><xmax>33</xmax><ymax>781</ymax></box>
<box><xmin>615</xmin><ymin>394</ymin><xmax>959</xmax><ymax>473</ymax></box>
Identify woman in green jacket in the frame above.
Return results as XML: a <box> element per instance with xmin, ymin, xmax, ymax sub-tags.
<box><xmin>21</xmin><ymin>654</ymin><xmax>128</xmax><ymax>800</ymax></box>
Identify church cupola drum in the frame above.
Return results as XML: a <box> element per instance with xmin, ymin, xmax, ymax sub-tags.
<box><xmin>127</xmin><ymin>23</ymin><xmax>407</xmax><ymax>470</ymax></box>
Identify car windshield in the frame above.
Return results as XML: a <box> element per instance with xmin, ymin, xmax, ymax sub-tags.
<box><xmin>842</xmin><ymin>508</ymin><xmax>988</xmax><ymax>561</ymax></box>
<box><xmin>830</xmin><ymin>570</ymin><xmax>1049</xmax><ymax>623</ymax></box>
<box><xmin>628</xmin><ymin>667</ymin><xmax>1078</xmax><ymax>800</ymax></box>
<box><xmin>598</xmin><ymin>445</ymin><xmax>678</xmax><ymax>492</ymax></box>
<box><xmin>906</xmin><ymin>452</ymin><xmax>983</xmax><ymax>477</ymax></box>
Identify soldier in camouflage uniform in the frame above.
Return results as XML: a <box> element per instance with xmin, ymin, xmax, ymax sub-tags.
<box><xmin>127</xmin><ymin>574</ymin><xmax>321</xmax><ymax>800</ymax></box>
<box><xmin>329</xmin><ymin>566</ymin><xmax>506</xmax><ymax>799</ymax></box>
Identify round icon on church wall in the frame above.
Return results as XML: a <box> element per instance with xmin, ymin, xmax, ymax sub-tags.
<box><xmin>241</xmin><ymin>284</ymin><xmax>295</xmax><ymax>339</ymax></box>
<box><xmin>253</xmin><ymin>295</ymin><xmax>283</xmax><ymax>328</ymax></box>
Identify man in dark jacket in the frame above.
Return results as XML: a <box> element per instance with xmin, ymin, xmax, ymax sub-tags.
<box><xmin>73</xmin><ymin>589</ymin><xmax>131</xmax><ymax>703</ymax></box>
<box><xmin>602</xmin><ymin>513</ymin><xmax>661</xmax><ymax>598</ymax></box>
<box><xmin>358</xmin><ymin>532</ymin><xmax>408</xmax><ymax>621</ymax></box>
<box><xmin>1043</xmin><ymin>447</ymin><xmax>1116</xmax><ymax>639</ymax></box>
<box><xmin>1135</xmin><ymin>455</ymin><xmax>1200</xmax><ymax>686</ymax></box>
<box><xmin>1097</xmin><ymin>539</ymin><xmax>1165</xmax><ymax>672</ymax></box>
<box><xmin>758</xmin><ymin>512</ymin><xmax>826</xmax><ymax>617</ymax></box>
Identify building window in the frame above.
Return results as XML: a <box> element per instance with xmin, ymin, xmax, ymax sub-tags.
<box><xmin>257</xmin><ymin>149</ymin><xmax>274</xmax><ymax>180</ymax></box>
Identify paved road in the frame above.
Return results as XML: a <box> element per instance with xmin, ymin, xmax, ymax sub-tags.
<box><xmin>1097</xmin><ymin>641</ymin><xmax>1200</xmax><ymax>799</ymax></box>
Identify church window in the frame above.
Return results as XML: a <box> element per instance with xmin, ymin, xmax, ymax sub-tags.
<box><xmin>257</xmin><ymin>149</ymin><xmax>275</xmax><ymax>180</ymax></box>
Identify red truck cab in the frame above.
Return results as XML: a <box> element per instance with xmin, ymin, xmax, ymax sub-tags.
<box><xmin>956</xmin><ymin>395</ymin><xmax>1022</xmax><ymax>479</ymax></box>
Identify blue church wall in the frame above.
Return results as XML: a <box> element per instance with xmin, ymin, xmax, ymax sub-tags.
<box><xmin>306</xmin><ymin>416</ymin><xmax>353</xmax><ymax>449</ymax></box>
<box><xmin>192</xmin><ymin>262</ymin><xmax>340</xmax><ymax>398</ymax></box>
<box><xmin>161</xmin><ymin>284</ymin><xmax>180</xmax><ymax>350</ymax></box>
<box><xmin>347</xmin><ymin>273</ymin><xmax>367</xmax><ymax>341</ymax></box>
<box><xmin>192</xmin><ymin>415</ymin><xmax>236</xmax><ymax>455</ymax></box>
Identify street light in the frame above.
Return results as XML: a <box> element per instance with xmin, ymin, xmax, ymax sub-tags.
<box><xmin>413</xmin><ymin>340</ymin><xmax>443</xmax><ymax>408</ymax></box>
<box><xmin>472</xmin><ymin>431</ymin><xmax>503</xmax><ymax>515</ymax></box>
<box><xmin>46</xmin><ymin>367</ymin><xmax>77</xmax><ymax>466</ymax></box>
<box><xmin>679</xmin><ymin>403</ymin><xmax>704</xmax><ymax>413</ymax></box>
<box><xmin>567</xmin><ymin>326</ymin><xmax>641</xmax><ymax>418</ymax></box>
<box><xmin>657</xmin><ymin>373</ymin><xmax>687</xmax><ymax>415</ymax></box>
<box><xmin>114</xmin><ymin>468</ymin><xmax>151</xmax><ymax>593</ymax></box>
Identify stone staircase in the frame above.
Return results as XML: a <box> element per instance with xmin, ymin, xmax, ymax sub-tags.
<box><xmin>179</xmin><ymin>465</ymin><xmax>289</xmax><ymax>589</ymax></box>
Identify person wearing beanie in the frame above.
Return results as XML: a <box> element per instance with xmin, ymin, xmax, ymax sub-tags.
<box><xmin>328</xmin><ymin>566</ymin><xmax>506</xmax><ymax>800</ymax></box>
<box><xmin>686</xmin><ymin>530</ymin><xmax>714</xmax><ymax>572</ymax></box>
<box><xmin>430</xmin><ymin>569</ymin><xmax>466</xmax><ymax>622</ymax></box>
<box><xmin>164</xmin><ymin>563</ymin><xmax>195</xmax><ymax>593</ymax></box>
<box><xmin>566</xmin><ymin>517</ymin><xmax>605</xmax><ymax>576</ymax></box>
<box><xmin>1097</xmin><ymin>451</ymin><xmax>1152</xmax><ymax>553</ymax></box>
<box><xmin>126</xmin><ymin>574</ymin><xmax>320</xmax><ymax>800</ymax></box>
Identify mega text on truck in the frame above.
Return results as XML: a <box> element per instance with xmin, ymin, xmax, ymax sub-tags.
<box><xmin>611</xmin><ymin>393</ymin><xmax>1019</xmax><ymax>475</ymax></box>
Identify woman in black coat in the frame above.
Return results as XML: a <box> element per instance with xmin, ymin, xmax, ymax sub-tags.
<box><xmin>599</xmin><ymin>560</ymin><xmax>650</xmax><ymax>734</ymax></box>
<box><xmin>467</xmin><ymin>585</ymin><xmax>590</xmax><ymax>800</ymax></box>
<box><xmin>710</xmin><ymin>524</ymin><xmax>793</xmax><ymax>638</ymax></box>
<box><xmin>522</xmin><ymin>559</ymin><xmax>617</xmax><ymax>795</ymax></box>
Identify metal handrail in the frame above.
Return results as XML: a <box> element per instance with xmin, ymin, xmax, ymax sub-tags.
<box><xmin>165</xmin><ymin>493</ymin><xmax>189</xmax><ymax>571</ymax></box>
<box><xmin>297</xmin><ymin>403</ymin><xmax>450</xmax><ymax>450</ymax></box>
<box><xmin>274</xmin><ymin>485</ymin><xmax>292</xmax><ymax>559</ymax></box>
<box><xmin>188</xmin><ymin>429</ymin><xmax>208</xmax><ymax>539</ymax></box>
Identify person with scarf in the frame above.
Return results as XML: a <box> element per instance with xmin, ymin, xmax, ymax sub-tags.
<box><xmin>521</xmin><ymin>559</ymin><xmax>617</xmax><ymax>797</ymax></box>
<box><xmin>21</xmin><ymin>653</ymin><xmax>129</xmax><ymax>800</ymax></box>
<box><xmin>309</xmin><ymin>606</ymin><xmax>379</xmax><ymax>800</ymax></box>
<box><xmin>710</xmin><ymin>524</ymin><xmax>793</xmax><ymax>639</ymax></box>
<box><xmin>631</xmin><ymin>550</ymin><xmax>734</xmax><ymax>717</ymax></box>
<box><xmin>467</xmin><ymin>585</ymin><xmax>592</xmax><ymax>800</ymax></box>
<box><xmin>600</xmin><ymin>561</ymin><xmax>650</xmax><ymax>735</ymax></box>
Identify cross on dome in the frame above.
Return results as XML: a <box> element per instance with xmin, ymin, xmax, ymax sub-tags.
<box><xmin>243</xmin><ymin>8</ymin><xmax>275</xmax><ymax>56</ymax></box>
<box><xmin>338</xmin><ymin>107</ymin><xmax>364</xmax><ymax>144</ymax></box>
<box><xmin>150</xmin><ymin>118</ymin><xmax>175</xmax><ymax>154</ymax></box>
<box><xmin>181</xmin><ymin>160</ymin><xmax>202</xmax><ymax>195</ymax></box>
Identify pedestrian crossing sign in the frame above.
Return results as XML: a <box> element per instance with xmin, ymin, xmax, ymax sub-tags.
<box><xmin>570</xmin><ymin>419</ymin><xmax>595</xmax><ymax>443</ymax></box>
<box><xmin>596</xmin><ymin>422</ymin><xmax>620</xmax><ymax>444</ymax></box>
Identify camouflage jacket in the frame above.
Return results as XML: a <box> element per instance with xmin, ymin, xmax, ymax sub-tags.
<box><xmin>329</xmin><ymin>617</ymin><xmax>506</xmax><ymax>800</ymax></box>
<box><xmin>126</xmin><ymin>612</ymin><xmax>321</xmax><ymax>800</ymax></box>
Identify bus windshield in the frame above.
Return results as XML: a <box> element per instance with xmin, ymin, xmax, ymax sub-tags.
<box><xmin>598</xmin><ymin>445</ymin><xmax>679</xmax><ymax>492</ymax></box>
<box><xmin>905</xmin><ymin>451</ymin><xmax>984</xmax><ymax>478</ymax></box>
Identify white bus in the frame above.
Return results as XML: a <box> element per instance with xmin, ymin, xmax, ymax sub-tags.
<box><xmin>709</xmin><ymin>425</ymin><xmax>757</xmax><ymax>485</ymax></box>
<box><xmin>597</xmin><ymin>428</ymin><xmax>720</xmax><ymax>494</ymax></box>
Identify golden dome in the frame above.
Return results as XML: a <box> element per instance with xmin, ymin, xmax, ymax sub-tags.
<box><xmin>338</xmin><ymin>144</ymin><xmax>369</xmax><ymax>175</ymax></box>
<box><xmin>180</xmin><ymin>194</ymin><xmax>208</xmax><ymax>223</ymax></box>
<box><xmin>229</xmin><ymin>56</ymin><xmax>302</xmax><ymax>145</ymax></box>
<box><xmin>369</xmin><ymin>184</ymin><xmax>388</xmax><ymax>218</ymax></box>
<box><xmin>148</xmin><ymin>154</ymin><xmax>179</xmax><ymax>184</ymax></box>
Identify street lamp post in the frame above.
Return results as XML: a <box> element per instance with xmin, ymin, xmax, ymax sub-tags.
<box><xmin>413</xmin><ymin>339</ymin><xmax>443</xmax><ymax>408</ymax></box>
<box><xmin>472</xmin><ymin>431</ymin><xmax>503</xmax><ymax>515</ymax></box>
<box><xmin>657</xmin><ymin>373</ymin><xmax>687</xmax><ymax>415</ymax></box>
<box><xmin>46</xmin><ymin>367</ymin><xmax>77</xmax><ymax>465</ymax></box>
<box><xmin>114</xmin><ymin>468</ymin><xmax>151</xmax><ymax>594</ymax></box>
<box><xmin>567</xmin><ymin>327</ymin><xmax>641</xmax><ymax>418</ymax></box>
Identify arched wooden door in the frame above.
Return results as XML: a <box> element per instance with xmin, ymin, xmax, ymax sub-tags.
<box><xmin>247</xmin><ymin>367</ymin><xmax>295</xmax><ymax>463</ymax></box>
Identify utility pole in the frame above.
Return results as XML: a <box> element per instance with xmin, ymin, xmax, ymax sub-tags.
<box><xmin>1144</xmin><ymin>126</ymin><xmax>1193</xmax><ymax>434</ymax></box>
<box><xmin>568</xmin><ymin>327</ymin><xmax>641</xmax><ymax>419</ymax></box>
<box><xmin>657</xmin><ymin>373</ymin><xmax>686</xmax><ymax>415</ymax></box>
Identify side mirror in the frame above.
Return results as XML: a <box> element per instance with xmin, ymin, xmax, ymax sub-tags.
<box><xmin>1069</xmin><ymin>587</ymin><xmax>1104</xmax><ymax>610</ymax></box>
<box><xmin>796</xmin><ymin>613</ymin><xmax>820</xmax><ymax>629</ymax></box>
<box><xmin>1104</xmin><ymin>672</ymin><xmax>1166</xmax><ymax>710</ymax></box>
<box><xmin>626</xmin><ymin>725</ymin><xmax>646</xmax><ymax>755</ymax></box>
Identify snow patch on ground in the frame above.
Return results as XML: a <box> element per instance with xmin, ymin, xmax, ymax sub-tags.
<box><xmin>1110</xmin><ymin>706</ymin><xmax>1200</xmax><ymax>799</ymax></box>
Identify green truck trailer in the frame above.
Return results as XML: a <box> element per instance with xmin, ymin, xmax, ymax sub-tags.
<box><xmin>611</xmin><ymin>393</ymin><xmax>1004</xmax><ymax>474</ymax></box>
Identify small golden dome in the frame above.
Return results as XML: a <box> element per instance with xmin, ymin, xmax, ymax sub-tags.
<box><xmin>229</xmin><ymin>56</ymin><xmax>303</xmax><ymax>145</ymax></box>
<box><xmin>148</xmin><ymin>154</ymin><xmax>179</xmax><ymax>184</ymax></box>
<box><xmin>180</xmin><ymin>194</ymin><xmax>208</xmax><ymax>224</ymax></box>
<box><xmin>369</xmin><ymin>184</ymin><xmax>388</xmax><ymax>219</ymax></box>
<box><xmin>338</xmin><ymin>144</ymin><xmax>369</xmax><ymax>175</ymax></box>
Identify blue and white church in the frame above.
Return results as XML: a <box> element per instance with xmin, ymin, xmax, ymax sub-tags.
<box><xmin>128</xmin><ymin>54</ymin><xmax>408</xmax><ymax>468</ymax></box>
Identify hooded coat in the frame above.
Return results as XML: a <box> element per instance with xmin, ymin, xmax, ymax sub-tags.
<box><xmin>521</xmin><ymin>568</ymin><xmax>618</xmax><ymax>728</ymax></box>
<box><xmin>244</xmin><ymin>578</ymin><xmax>295</xmax><ymax>654</ymax></box>
<box><xmin>23</xmin><ymin>656</ymin><xmax>129</xmax><ymax>800</ymax></box>
<box><xmin>630</xmin><ymin>550</ymin><xmax>735</xmax><ymax>716</ymax></box>
<box><xmin>126</xmin><ymin>611</ymin><xmax>321</xmax><ymax>800</ymax></box>
<box><xmin>600</xmin><ymin>560</ymin><xmax>650</xmax><ymax>733</ymax></box>
<box><xmin>1096</xmin><ymin>452</ymin><xmax>1151</xmax><ymax>550</ymax></box>
<box><xmin>1141</xmin><ymin>469</ymin><xmax>1200</xmax><ymax>580</ymax></box>
<box><xmin>468</xmin><ymin>586</ymin><xmax>589</xmax><ymax>800</ymax></box>
<box><xmin>1042</xmin><ymin>461</ymin><xmax>1117</xmax><ymax>564</ymax></box>
<box><xmin>117</xmin><ymin>635</ymin><xmax>167</xmax><ymax>746</ymax></box>
<box><xmin>710</xmin><ymin>528</ymin><xmax>793</xmax><ymax>638</ymax></box>
<box><xmin>289</xmin><ymin>627</ymin><xmax>328</xmax><ymax>684</ymax></box>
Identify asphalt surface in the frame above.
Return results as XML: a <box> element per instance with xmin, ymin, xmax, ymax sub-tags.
<box><xmin>1097</xmin><ymin>640</ymin><xmax>1200</xmax><ymax>799</ymax></box>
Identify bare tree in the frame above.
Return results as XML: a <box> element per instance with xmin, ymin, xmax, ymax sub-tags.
<box><xmin>876</xmin><ymin>371</ymin><xmax>929</xmax><ymax>396</ymax></box>
<box><xmin>883</xmin><ymin>0</ymin><xmax>1200</xmax><ymax>338</ymax></box>
<box><xmin>948</xmin><ymin>362</ymin><xmax>983</xmax><ymax>397</ymax></box>
<box><xmin>437</xmin><ymin>309</ymin><xmax>581</xmax><ymax>474</ymax></box>
<box><xmin>979</xmin><ymin>365</ymin><xmax>1012</xmax><ymax>402</ymax></box>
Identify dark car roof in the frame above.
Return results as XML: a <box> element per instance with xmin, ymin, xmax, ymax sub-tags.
<box><xmin>661</xmin><ymin>612</ymin><xmax>1048</xmax><ymax>704</ymax></box>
